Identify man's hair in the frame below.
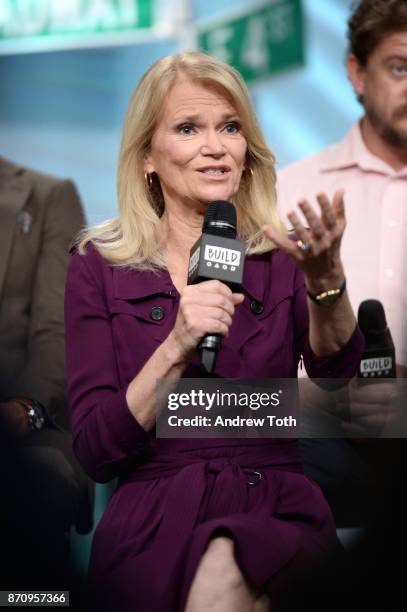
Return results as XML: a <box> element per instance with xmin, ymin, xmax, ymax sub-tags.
<box><xmin>348</xmin><ymin>0</ymin><xmax>407</xmax><ymax>66</ymax></box>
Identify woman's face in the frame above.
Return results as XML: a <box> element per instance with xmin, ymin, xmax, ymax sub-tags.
<box><xmin>145</xmin><ymin>79</ymin><xmax>248</xmax><ymax>210</ymax></box>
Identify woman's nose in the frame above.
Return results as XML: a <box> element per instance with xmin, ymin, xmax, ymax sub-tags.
<box><xmin>201</xmin><ymin>128</ymin><xmax>226</xmax><ymax>156</ymax></box>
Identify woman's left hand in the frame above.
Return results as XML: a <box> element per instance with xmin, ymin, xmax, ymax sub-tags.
<box><xmin>262</xmin><ymin>189</ymin><xmax>346</xmax><ymax>290</ymax></box>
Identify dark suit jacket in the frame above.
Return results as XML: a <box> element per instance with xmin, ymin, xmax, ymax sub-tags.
<box><xmin>0</xmin><ymin>156</ymin><xmax>94</xmax><ymax>533</ymax></box>
<box><xmin>0</xmin><ymin>156</ymin><xmax>85</xmax><ymax>430</ymax></box>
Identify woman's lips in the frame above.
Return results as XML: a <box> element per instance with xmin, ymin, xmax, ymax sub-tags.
<box><xmin>197</xmin><ymin>166</ymin><xmax>231</xmax><ymax>179</ymax></box>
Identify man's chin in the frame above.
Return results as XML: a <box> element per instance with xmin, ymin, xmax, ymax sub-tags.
<box><xmin>384</xmin><ymin>127</ymin><xmax>407</xmax><ymax>150</ymax></box>
<box><xmin>365</xmin><ymin>107</ymin><xmax>407</xmax><ymax>150</ymax></box>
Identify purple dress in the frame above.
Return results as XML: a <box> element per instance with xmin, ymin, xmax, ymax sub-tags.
<box><xmin>64</xmin><ymin>244</ymin><xmax>364</xmax><ymax>611</ymax></box>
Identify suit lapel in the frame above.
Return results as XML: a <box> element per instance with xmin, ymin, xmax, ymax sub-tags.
<box><xmin>0</xmin><ymin>163</ymin><xmax>32</xmax><ymax>298</ymax></box>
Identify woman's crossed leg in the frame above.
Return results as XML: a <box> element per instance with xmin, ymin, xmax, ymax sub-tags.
<box><xmin>184</xmin><ymin>536</ymin><xmax>271</xmax><ymax>612</ymax></box>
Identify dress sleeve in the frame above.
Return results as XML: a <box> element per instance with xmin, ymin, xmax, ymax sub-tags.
<box><xmin>292</xmin><ymin>266</ymin><xmax>365</xmax><ymax>380</ymax></box>
<box><xmin>64</xmin><ymin>252</ymin><xmax>150</xmax><ymax>483</ymax></box>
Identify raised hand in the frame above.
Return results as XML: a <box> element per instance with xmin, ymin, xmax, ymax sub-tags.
<box><xmin>263</xmin><ymin>189</ymin><xmax>346</xmax><ymax>289</ymax></box>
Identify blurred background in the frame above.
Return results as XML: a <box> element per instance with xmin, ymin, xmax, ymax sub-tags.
<box><xmin>1</xmin><ymin>0</ymin><xmax>359</xmax><ymax>226</ymax></box>
<box><xmin>0</xmin><ymin>0</ymin><xmax>360</xmax><ymax>576</ymax></box>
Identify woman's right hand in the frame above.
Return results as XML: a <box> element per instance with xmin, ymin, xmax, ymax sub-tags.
<box><xmin>169</xmin><ymin>280</ymin><xmax>245</xmax><ymax>360</ymax></box>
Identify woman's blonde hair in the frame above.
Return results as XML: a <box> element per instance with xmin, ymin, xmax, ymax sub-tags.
<box><xmin>78</xmin><ymin>51</ymin><xmax>285</xmax><ymax>268</ymax></box>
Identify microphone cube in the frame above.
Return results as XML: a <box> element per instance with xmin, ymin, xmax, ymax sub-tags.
<box><xmin>188</xmin><ymin>234</ymin><xmax>245</xmax><ymax>291</ymax></box>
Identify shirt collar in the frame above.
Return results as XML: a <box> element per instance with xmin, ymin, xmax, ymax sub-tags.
<box><xmin>319</xmin><ymin>120</ymin><xmax>407</xmax><ymax>177</ymax></box>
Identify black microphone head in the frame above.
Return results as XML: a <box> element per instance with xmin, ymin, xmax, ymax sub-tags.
<box><xmin>358</xmin><ymin>299</ymin><xmax>388</xmax><ymax>339</ymax></box>
<box><xmin>357</xmin><ymin>299</ymin><xmax>395</xmax><ymax>378</ymax></box>
<box><xmin>203</xmin><ymin>200</ymin><xmax>237</xmax><ymax>238</ymax></box>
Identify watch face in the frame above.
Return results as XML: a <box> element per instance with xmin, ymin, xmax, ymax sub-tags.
<box><xmin>27</xmin><ymin>404</ymin><xmax>45</xmax><ymax>430</ymax></box>
<box><xmin>32</xmin><ymin>412</ymin><xmax>44</xmax><ymax>430</ymax></box>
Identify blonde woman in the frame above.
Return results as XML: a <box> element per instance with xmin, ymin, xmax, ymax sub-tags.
<box><xmin>65</xmin><ymin>52</ymin><xmax>363</xmax><ymax>612</ymax></box>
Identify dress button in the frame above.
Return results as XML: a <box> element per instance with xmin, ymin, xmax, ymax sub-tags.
<box><xmin>250</xmin><ymin>300</ymin><xmax>264</xmax><ymax>314</ymax></box>
<box><xmin>150</xmin><ymin>306</ymin><xmax>165</xmax><ymax>321</ymax></box>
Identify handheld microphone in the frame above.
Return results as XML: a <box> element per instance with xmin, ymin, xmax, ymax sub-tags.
<box><xmin>188</xmin><ymin>201</ymin><xmax>245</xmax><ymax>374</ymax></box>
<box><xmin>357</xmin><ymin>299</ymin><xmax>396</xmax><ymax>381</ymax></box>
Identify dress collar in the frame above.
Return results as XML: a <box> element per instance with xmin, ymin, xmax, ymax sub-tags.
<box><xmin>113</xmin><ymin>251</ymin><xmax>267</xmax><ymax>303</ymax></box>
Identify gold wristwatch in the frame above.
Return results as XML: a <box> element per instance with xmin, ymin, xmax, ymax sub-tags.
<box><xmin>307</xmin><ymin>278</ymin><xmax>346</xmax><ymax>306</ymax></box>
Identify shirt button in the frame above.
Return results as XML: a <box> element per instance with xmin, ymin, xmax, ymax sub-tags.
<box><xmin>385</xmin><ymin>268</ymin><xmax>394</xmax><ymax>279</ymax></box>
<box><xmin>150</xmin><ymin>306</ymin><xmax>165</xmax><ymax>321</ymax></box>
<box><xmin>250</xmin><ymin>300</ymin><xmax>264</xmax><ymax>314</ymax></box>
<box><xmin>388</xmin><ymin>219</ymin><xmax>397</xmax><ymax>227</ymax></box>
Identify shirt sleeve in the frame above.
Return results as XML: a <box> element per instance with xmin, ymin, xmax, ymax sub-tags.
<box><xmin>64</xmin><ymin>251</ymin><xmax>150</xmax><ymax>483</ymax></box>
<box><xmin>292</xmin><ymin>265</ymin><xmax>365</xmax><ymax>380</ymax></box>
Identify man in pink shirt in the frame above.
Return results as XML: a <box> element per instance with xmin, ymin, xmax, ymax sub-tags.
<box><xmin>277</xmin><ymin>0</ymin><xmax>407</xmax><ymax>526</ymax></box>
<box><xmin>278</xmin><ymin>0</ymin><xmax>407</xmax><ymax>375</ymax></box>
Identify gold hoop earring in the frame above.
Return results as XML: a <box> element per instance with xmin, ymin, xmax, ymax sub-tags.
<box><xmin>245</xmin><ymin>166</ymin><xmax>254</xmax><ymax>178</ymax></box>
<box><xmin>144</xmin><ymin>172</ymin><xmax>153</xmax><ymax>189</ymax></box>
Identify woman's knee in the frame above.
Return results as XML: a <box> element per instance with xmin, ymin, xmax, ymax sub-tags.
<box><xmin>198</xmin><ymin>536</ymin><xmax>243</xmax><ymax>588</ymax></box>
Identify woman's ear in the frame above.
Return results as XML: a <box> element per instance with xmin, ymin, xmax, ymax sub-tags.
<box><xmin>143</xmin><ymin>152</ymin><xmax>155</xmax><ymax>175</ymax></box>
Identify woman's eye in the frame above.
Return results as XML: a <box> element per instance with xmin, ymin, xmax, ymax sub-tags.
<box><xmin>178</xmin><ymin>124</ymin><xmax>194</xmax><ymax>135</ymax></box>
<box><xmin>223</xmin><ymin>122</ymin><xmax>240</xmax><ymax>134</ymax></box>
<box><xmin>391</xmin><ymin>64</ymin><xmax>407</xmax><ymax>76</ymax></box>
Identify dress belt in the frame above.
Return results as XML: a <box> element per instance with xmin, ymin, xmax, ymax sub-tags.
<box><xmin>122</xmin><ymin>445</ymin><xmax>302</xmax><ymax>481</ymax></box>
<box><xmin>116</xmin><ymin>448</ymin><xmax>304</xmax><ymax>608</ymax></box>
<box><xmin>120</xmin><ymin>447</ymin><xmax>302</xmax><ymax>543</ymax></box>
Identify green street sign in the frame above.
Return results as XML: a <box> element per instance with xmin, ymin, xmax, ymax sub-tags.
<box><xmin>198</xmin><ymin>0</ymin><xmax>304</xmax><ymax>83</ymax></box>
<box><xmin>0</xmin><ymin>0</ymin><xmax>158</xmax><ymax>53</ymax></box>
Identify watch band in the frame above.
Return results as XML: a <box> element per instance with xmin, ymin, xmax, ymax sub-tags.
<box><xmin>307</xmin><ymin>277</ymin><xmax>347</xmax><ymax>306</ymax></box>
<box><xmin>14</xmin><ymin>396</ymin><xmax>47</xmax><ymax>431</ymax></box>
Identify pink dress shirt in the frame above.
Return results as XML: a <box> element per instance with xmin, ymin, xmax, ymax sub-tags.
<box><xmin>277</xmin><ymin>121</ymin><xmax>407</xmax><ymax>367</ymax></box>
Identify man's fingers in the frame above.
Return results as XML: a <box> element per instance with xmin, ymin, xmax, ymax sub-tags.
<box><xmin>337</xmin><ymin>401</ymin><xmax>399</xmax><ymax>418</ymax></box>
<box><xmin>341</xmin><ymin>412</ymin><xmax>396</xmax><ymax>437</ymax></box>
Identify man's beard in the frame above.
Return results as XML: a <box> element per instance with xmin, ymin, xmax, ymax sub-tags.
<box><xmin>364</xmin><ymin>99</ymin><xmax>407</xmax><ymax>149</ymax></box>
